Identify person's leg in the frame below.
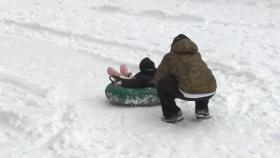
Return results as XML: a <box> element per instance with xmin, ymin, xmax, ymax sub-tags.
<box><xmin>157</xmin><ymin>78</ymin><xmax>185</xmax><ymax>119</ymax></box>
<box><xmin>195</xmin><ymin>99</ymin><xmax>209</xmax><ymax>114</ymax></box>
<box><xmin>195</xmin><ymin>99</ymin><xmax>211</xmax><ymax>119</ymax></box>
<box><xmin>157</xmin><ymin>91</ymin><xmax>180</xmax><ymax>118</ymax></box>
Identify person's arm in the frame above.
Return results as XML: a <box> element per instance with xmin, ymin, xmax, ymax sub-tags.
<box><xmin>120</xmin><ymin>73</ymin><xmax>146</xmax><ymax>88</ymax></box>
<box><xmin>155</xmin><ymin>53</ymin><xmax>171</xmax><ymax>82</ymax></box>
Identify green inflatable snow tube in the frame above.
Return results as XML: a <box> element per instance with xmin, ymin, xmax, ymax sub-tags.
<box><xmin>105</xmin><ymin>83</ymin><xmax>160</xmax><ymax>106</ymax></box>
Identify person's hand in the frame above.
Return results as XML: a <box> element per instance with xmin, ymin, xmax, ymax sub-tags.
<box><xmin>113</xmin><ymin>80</ymin><xmax>122</xmax><ymax>86</ymax></box>
<box><xmin>109</xmin><ymin>76</ymin><xmax>122</xmax><ymax>86</ymax></box>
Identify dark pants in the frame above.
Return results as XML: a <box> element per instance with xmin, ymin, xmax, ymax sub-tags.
<box><xmin>157</xmin><ymin>78</ymin><xmax>213</xmax><ymax>118</ymax></box>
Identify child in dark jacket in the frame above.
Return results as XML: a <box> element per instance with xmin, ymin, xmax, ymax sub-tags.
<box><xmin>107</xmin><ymin>57</ymin><xmax>156</xmax><ymax>88</ymax></box>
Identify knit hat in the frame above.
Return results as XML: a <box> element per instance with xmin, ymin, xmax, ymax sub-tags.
<box><xmin>139</xmin><ymin>57</ymin><xmax>155</xmax><ymax>73</ymax></box>
<box><xmin>171</xmin><ymin>34</ymin><xmax>189</xmax><ymax>47</ymax></box>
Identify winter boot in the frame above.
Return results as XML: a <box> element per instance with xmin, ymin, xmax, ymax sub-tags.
<box><xmin>120</xmin><ymin>64</ymin><xmax>132</xmax><ymax>77</ymax></box>
<box><xmin>107</xmin><ymin>67</ymin><xmax>121</xmax><ymax>77</ymax></box>
<box><xmin>196</xmin><ymin>110</ymin><xmax>212</xmax><ymax>119</ymax></box>
<box><xmin>162</xmin><ymin>110</ymin><xmax>184</xmax><ymax>123</ymax></box>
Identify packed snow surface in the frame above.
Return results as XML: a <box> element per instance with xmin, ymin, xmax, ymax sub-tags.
<box><xmin>0</xmin><ymin>0</ymin><xmax>280</xmax><ymax>157</ymax></box>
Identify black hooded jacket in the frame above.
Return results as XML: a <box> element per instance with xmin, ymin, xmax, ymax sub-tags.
<box><xmin>120</xmin><ymin>57</ymin><xmax>156</xmax><ymax>88</ymax></box>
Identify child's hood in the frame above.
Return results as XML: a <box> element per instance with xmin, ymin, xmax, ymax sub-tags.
<box><xmin>139</xmin><ymin>57</ymin><xmax>156</xmax><ymax>73</ymax></box>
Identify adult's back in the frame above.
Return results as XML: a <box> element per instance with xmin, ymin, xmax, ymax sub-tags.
<box><xmin>155</xmin><ymin>37</ymin><xmax>216</xmax><ymax>94</ymax></box>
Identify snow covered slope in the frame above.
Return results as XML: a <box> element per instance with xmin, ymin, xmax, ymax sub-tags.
<box><xmin>0</xmin><ymin>0</ymin><xmax>280</xmax><ymax>157</ymax></box>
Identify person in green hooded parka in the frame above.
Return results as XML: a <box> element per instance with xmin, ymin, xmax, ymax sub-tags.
<box><xmin>155</xmin><ymin>34</ymin><xmax>217</xmax><ymax>123</ymax></box>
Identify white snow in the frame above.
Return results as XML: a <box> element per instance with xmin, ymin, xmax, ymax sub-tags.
<box><xmin>0</xmin><ymin>0</ymin><xmax>280</xmax><ymax>157</ymax></box>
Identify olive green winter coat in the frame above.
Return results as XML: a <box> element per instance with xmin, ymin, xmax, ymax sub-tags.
<box><xmin>155</xmin><ymin>38</ymin><xmax>216</xmax><ymax>94</ymax></box>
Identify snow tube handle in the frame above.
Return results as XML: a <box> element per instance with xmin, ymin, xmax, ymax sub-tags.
<box><xmin>109</xmin><ymin>76</ymin><xmax>121</xmax><ymax>83</ymax></box>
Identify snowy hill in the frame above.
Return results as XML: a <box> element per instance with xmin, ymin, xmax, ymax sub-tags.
<box><xmin>0</xmin><ymin>0</ymin><xmax>280</xmax><ymax>157</ymax></box>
